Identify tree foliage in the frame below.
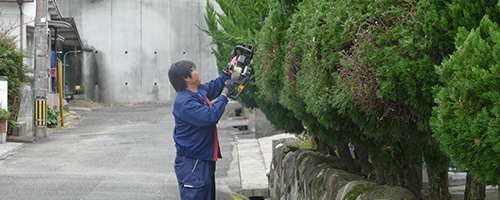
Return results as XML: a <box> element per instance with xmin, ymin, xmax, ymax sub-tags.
<box><xmin>199</xmin><ymin>0</ymin><xmax>267</xmax><ymax>110</ymax></box>
<box><xmin>431</xmin><ymin>15</ymin><xmax>500</xmax><ymax>185</ymax></box>
<box><xmin>0</xmin><ymin>26</ymin><xmax>32</xmax><ymax>115</ymax></box>
<box><xmin>199</xmin><ymin>0</ymin><xmax>305</xmax><ymax>133</ymax></box>
<box><xmin>280</xmin><ymin>1</ymin><xmax>442</xmax><ymax>197</ymax></box>
<box><xmin>201</xmin><ymin>0</ymin><xmax>500</xmax><ymax>197</ymax></box>
<box><xmin>277</xmin><ymin>0</ymin><xmax>370</xmax><ymax>174</ymax></box>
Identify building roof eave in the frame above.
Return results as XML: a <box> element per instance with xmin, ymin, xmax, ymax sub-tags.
<box><xmin>54</xmin><ymin>18</ymin><xmax>83</xmax><ymax>52</ymax></box>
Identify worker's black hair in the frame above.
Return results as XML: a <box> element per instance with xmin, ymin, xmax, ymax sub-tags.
<box><xmin>168</xmin><ymin>60</ymin><xmax>195</xmax><ymax>92</ymax></box>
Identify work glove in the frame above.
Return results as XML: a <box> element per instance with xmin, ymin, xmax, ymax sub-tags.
<box><xmin>222</xmin><ymin>80</ymin><xmax>236</xmax><ymax>97</ymax></box>
<box><xmin>230</xmin><ymin>49</ymin><xmax>238</xmax><ymax>59</ymax></box>
<box><xmin>223</xmin><ymin>56</ymin><xmax>239</xmax><ymax>76</ymax></box>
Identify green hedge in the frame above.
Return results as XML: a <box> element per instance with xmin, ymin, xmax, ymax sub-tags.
<box><xmin>201</xmin><ymin>0</ymin><xmax>500</xmax><ymax>197</ymax></box>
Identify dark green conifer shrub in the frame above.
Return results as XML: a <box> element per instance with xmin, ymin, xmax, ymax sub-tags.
<box><xmin>200</xmin><ymin>0</ymin><xmax>304</xmax><ymax>133</ymax></box>
<box><xmin>202</xmin><ymin>0</ymin><xmax>500</xmax><ymax>197</ymax></box>
<box><xmin>431</xmin><ymin>16</ymin><xmax>500</xmax><ymax>185</ymax></box>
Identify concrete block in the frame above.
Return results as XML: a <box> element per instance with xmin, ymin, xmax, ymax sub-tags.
<box><xmin>47</xmin><ymin>93</ymin><xmax>60</xmax><ymax>109</ymax></box>
<box><xmin>226</xmin><ymin>119</ymin><xmax>248</xmax><ymax>127</ymax></box>
<box><xmin>253</xmin><ymin>109</ymin><xmax>282</xmax><ymax>138</ymax></box>
<box><xmin>63</xmin><ymin>99</ymin><xmax>69</xmax><ymax>112</ymax></box>
<box><xmin>15</xmin><ymin>117</ymin><xmax>32</xmax><ymax>136</ymax></box>
<box><xmin>11</xmin><ymin>122</ymin><xmax>25</xmax><ymax>136</ymax></box>
<box><xmin>0</xmin><ymin>133</ymin><xmax>5</xmax><ymax>143</ymax></box>
<box><xmin>72</xmin><ymin>94</ymin><xmax>87</xmax><ymax>103</ymax></box>
<box><xmin>226</xmin><ymin>101</ymin><xmax>243</xmax><ymax>111</ymax></box>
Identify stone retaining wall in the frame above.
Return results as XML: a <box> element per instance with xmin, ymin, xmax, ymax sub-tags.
<box><xmin>269</xmin><ymin>138</ymin><xmax>417</xmax><ymax>200</ymax></box>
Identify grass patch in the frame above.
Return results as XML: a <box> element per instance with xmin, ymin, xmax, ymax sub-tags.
<box><xmin>230</xmin><ymin>194</ymin><xmax>244</xmax><ymax>200</ymax></box>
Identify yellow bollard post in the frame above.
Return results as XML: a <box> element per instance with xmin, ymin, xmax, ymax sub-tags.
<box><xmin>35</xmin><ymin>99</ymin><xmax>46</xmax><ymax>126</ymax></box>
<box><xmin>57</xmin><ymin>61</ymin><xmax>64</xmax><ymax>127</ymax></box>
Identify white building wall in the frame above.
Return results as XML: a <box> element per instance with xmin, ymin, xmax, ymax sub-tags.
<box><xmin>0</xmin><ymin>2</ymin><xmax>36</xmax><ymax>52</ymax></box>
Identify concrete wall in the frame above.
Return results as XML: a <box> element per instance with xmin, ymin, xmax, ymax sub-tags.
<box><xmin>244</xmin><ymin>108</ymin><xmax>282</xmax><ymax>138</ymax></box>
<box><xmin>57</xmin><ymin>0</ymin><xmax>220</xmax><ymax>103</ymax></box>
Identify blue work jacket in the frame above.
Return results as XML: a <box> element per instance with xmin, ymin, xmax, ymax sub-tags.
<box><xmin>172</xmin><ymin>72</ymin><xmax>231</xmax><ymax>161</ymax></box>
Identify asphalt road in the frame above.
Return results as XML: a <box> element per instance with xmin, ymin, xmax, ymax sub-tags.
<box><xmin>0</xmin><ymin>103</ymin><xmax>239</xmax><ymax>200</ymax></box>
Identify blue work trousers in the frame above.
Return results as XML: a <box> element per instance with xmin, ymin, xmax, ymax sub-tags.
<box><xmin>174</xmin><ymin>155</ymin><xmax>216</xmax><ymax>200</ymax></box>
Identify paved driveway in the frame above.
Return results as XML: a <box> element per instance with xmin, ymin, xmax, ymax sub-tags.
<box><xmin>0</xmin><ymin>103</ymin><xmax>237</xmax><ymax>200</ymax></box>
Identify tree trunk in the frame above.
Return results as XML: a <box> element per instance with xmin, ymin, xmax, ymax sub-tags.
<box><xmin>312</xmin><ymin>136</ymin><xmax>336</xmax><ymax>157</ymax></box>
<box><xmin>338</xmin><ymin>143</ymin><xmax>359</xmax><ymax>174</ymax></box>
<box><xmin>424</xmin><ymin>138</ymin><xmax>451</xmax><ymax>200</ymax></box>
<box><xmin>374</xmin><ymin>162</ymin><xmax>398</xmax><ymax>186</ymax></box>
<box><xmin>426</xmin><ymin>163</ymin><xmax>451</xmax><ymax>200</ymax></box>
<box><xmin>403</xmin><ymin>165</ymin><xmax>423</xmax><ymax>200</ymax></box>
<box><xmin>464</xmin><ymin>172</ymin><xmax>485</xmax><ymax>200</ymax></box>
<box><xmin>354</xmin><ymin>143</ymin><xmax>372</xmax><ymax>176</ymax></box>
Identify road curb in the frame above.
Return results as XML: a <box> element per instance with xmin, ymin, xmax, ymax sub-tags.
<box><xmin>237</xmin><ymin>138</ymin><xmax>269</xmax><ymax>197</ymax></box>
<box><xmin>0</xmin><ymin>142</ymin><xmax>23</xmax><ymax>160</ymax></box>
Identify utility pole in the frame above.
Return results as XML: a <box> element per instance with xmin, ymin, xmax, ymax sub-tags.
<box><xmin>34</xmin><ymin>0</ymin><xmax>49</xmax><ymax>138</ymax></box>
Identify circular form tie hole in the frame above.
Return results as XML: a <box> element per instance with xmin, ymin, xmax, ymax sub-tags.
<box><xmin>125</xmin><ymin>82</ymin><xmax>128</xmax><ymax>86</ymax></box>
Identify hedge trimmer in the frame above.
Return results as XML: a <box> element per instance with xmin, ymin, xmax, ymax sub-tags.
<box><xmin>227</xmin><ymin>44</ymin><xmax>254</xmax><ymax>100</ymax></box>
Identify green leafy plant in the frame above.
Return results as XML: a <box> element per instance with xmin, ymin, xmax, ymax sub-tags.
<box><xmin>75</xmin><ymin>86</ymin><xmax>85</xmax><ymax>94</ymax></box>
<box><xmin>0</xmin><ymin>102</ymin><xmax>10</xmax><ymax>121</ymax></box>
<box><xmin>0</xmin><ymin>23</ymin><xmax>32</xmax><ymax>122</ymax></box>
<box><xmin>47</xmin><ymin>106</ymin><xmax>59</xmax><ymax>128</ymax></box>
<box><xmin>298</xmin><ymin>134</ymin><xmax>314</xmax><ymax>149</ymax></box>
<box><xmin>7</xmin><ymin>119</ymin><xmax>17</xmax><ymax>129</ymax></box>
<box><xmin>0</xmin><ymin>107</ymin><xmax>10</xmax><ymax>121</ymax></box>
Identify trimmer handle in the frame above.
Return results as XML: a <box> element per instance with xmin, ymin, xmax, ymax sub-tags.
<box><xmin>233</xmin><ymin>45</ymin><xmax>254</xmax><ymax>66</ymax></box>
<box><xmin>228</xmin><ymin>75</ymin><xmax>251</xmax><ymax>100</ymax></box>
